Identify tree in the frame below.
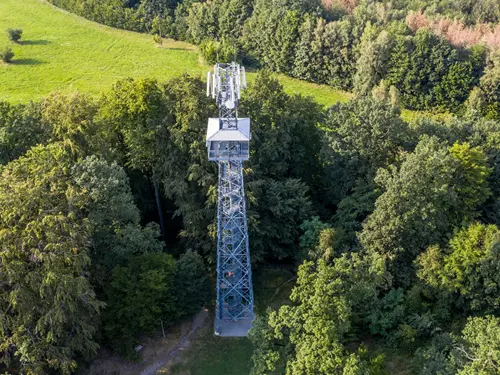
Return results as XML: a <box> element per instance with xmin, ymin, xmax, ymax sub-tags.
<box><xmin>466</xmin><ymin>51</ymin><xmax>500</xmax><ymax>120</ymax></box>
<box><xmin>0</xmin><ymin>101</ymin><xmax>49</xmax><ymax>165</ymax></box>
<box><xmin>455</xmin><ymin>316</ymin><xmax>500</xmax><ymax>374</ymax></box>
<box><xmin>322</xmin><ymin>19</ymin><xmax>359</xmax><ymax>89</ymax></box>
<box><xmin>412</xmin><ymin>316</ymin><xmax>500</xmax><ymax>374</ymax></box>
<box><xmin>249</xmin><ymin>252</ymin><xmax>386</xmax><ymax>375</ymax></box>
<box><xmin>0</xmin><ymin>143</ymin><xmax>103</xmax><ymax>375</ymax></box>
<box><xmin>174</xmin><ymin>250</ymin><xmax>211</xmax><ymax>318</ymax></box>
<box><xmin>323</xmin><ymin>97</ymin><xmax>411</xmax><ymax>175</ymax></box>
<box><xmin>321</xmin><ymin>97</ymin><xmax>411</xmax><ymax>210</ymax></box>
<box><xmin>247</xmin><ymin>178</ymin><xmax>313</xmax><ymax>261</ymax></box>
<box><xmin>386</xmin><ymin>29</ymin><xmax>460</xmax><ymax>110</ymax></box>
<box><xmin>71</xmin><ymin>156</ymin><xmax>164</xmax><ymax>288</ymax></box>
<box><xmin>240</xmin><ymin>72</ymin><xmax>323</xmax><ymax>261</ymax></box>
<box><xmin>0</xmin><ymin>46</ymin><xmax>14</xmax><ymax>63</ymax></box>
<box><xmin>159</xmin><ymin>75</ymin><xmax>218</xmax><ymax>258</ymax></box>
<box><xmin>353</xmin><ymin>25</ymin><xmax>394</xmax><ymax>97</ymax></box>
<box><xmin>417</xmin><ymin>223</ymin><xmax>500</xmax><ymax>312</ymax></box>
<box><xmin>103</xmin><ymin>252</ymin><xmax>177</xmax><ymax>357</ymax></box>
<box><xmin>98</xmin><ymin>78</ymin><xmax>171</xmax><ymax>239</ymax></box>
<box><xmin>41</xmin><ymin>92</ymin><xmax>100</xmax><ymax>157</ymax></box>
<box><xmin>6</xmin><ymin>28</ymin><xmax>22</xmax><ymax>43</ymax></box>
<box><xmin>298</xmin><ymin>216</ymin><xmax>331</xmax><ymax>262</ymax></box>
<box><xmin>263</xmin><ymin>10</ymin><xmax>302</xmax><ymax>74</ymax></box>
<box><xmin>360</xmin><ymin>137</ymin><xmax>491</xmax><ymax>286</ymax></box>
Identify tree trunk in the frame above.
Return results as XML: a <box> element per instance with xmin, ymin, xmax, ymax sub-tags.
<box><xmin>153</xmin><ymin>175</ymin><xmax>167</xmax><ymax>241</ymax></box>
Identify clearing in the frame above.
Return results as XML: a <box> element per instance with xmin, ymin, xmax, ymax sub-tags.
<box><xmin>0</xmin><ymin>0</ymin><xmax>349</xmax><ymax>106</ymax></box>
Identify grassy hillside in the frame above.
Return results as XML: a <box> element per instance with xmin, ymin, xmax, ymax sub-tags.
<box><xmin>0</xmin><ymin>0</ymin><xmax>350</xmax><ymax>106</ymax></box>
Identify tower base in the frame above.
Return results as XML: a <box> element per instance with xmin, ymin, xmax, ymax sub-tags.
<box><xmin>214</xmin><ymin>318</ymin><xmax>253</xmax><ymax>337</ymax></box>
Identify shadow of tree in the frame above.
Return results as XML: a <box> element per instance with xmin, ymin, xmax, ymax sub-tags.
<box><xmin>13</xmin><ymin>58</ymin><xmax>45</xmax><ymax>65</ymax></box>
<box><xmin>21</xmin><ymin>40</ymin><xmax>52</xmax><ymax>46</ymax></box>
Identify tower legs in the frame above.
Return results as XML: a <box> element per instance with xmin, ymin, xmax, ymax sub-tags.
<box><xmin>215</xmin><ymin>160</ymin><xmax>254</xmax><ymax>336</ymax></box>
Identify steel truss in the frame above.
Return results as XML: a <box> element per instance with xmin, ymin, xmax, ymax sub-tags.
<box><xmin>207</xmin><ymin>62</ymin><xmax>254</xmax><ymax>336</ymax></box>
<box><xmin>215</xmin><ymin>160</ymin><xmax>254</xmax><ymax>328</ymax></box>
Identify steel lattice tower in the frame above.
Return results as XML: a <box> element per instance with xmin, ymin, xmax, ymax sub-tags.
<box><xmin>206</xmin><ymin>62</ymin><xmax>254</xmax><ymax>336</ymax></box>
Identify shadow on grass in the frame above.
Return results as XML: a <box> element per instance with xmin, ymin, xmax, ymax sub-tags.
<box><xmin>13</xmin><ymin>58</ymin><xmax>45</xmax><ymax>65</ymax></box>
<box><xmin>21</xmin><ymin>40</ymin><xmax>52</xmax><ymax>46</ymax></box>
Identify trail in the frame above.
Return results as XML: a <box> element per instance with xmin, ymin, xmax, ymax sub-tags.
<box><xmin>139</xmin><ymin>309</ymin><xmax>209</xmax><ymax>375</ymax></box>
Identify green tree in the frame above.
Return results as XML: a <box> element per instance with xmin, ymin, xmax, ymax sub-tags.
<box><xmin>159</xmin><ymin>75</ymin><xmax>217</xmax><ymax>258</ymax></box>
<box><xmin>466</xmin><ymin>51</ymin><xmax>500</xmax><ymax>120</ymax></box>
<box><xmin>248</xmin><ymin>178</ymin><xmax>313</xmax><ymax>261</ymax></box>
<box><xmin>241</xmin><ymin>72</ymin><xmax>323</xmax><ymax>260</ymax></box>
<box><xmin>0</xmin><ymin>101</ymin><xmax>49</xmax><ymax>165</ymax></box>
<box><xmin>321</xmin><ymin>97</ymin><xmax>411</xmax><ymax>211</ymax></box>
<box><xmin>353</xmin><ymin>25</ymin><xmax>394</xmax><ymax>97</ymax></box>
<box><xmin>98</xmin><ymin>78</ymin><xmax>171</xmax><ymax>239</ymax></box>
<box><xmin>103</xmin><ymin>252</ymin><xmax>177</xmax><ymax>357</ymax></box>
<box><xmin>174</xmin><ymin>250</ymin><xmax>211</xmax><ymax>318</ymax></box>
<box><xmin>386</xmin><ymin>29</ymin><xmax>462</xmax><ymax>110</ymax></box>
<box><xmin>360</xmin><ymin>137</ymin><xmax>491</xmax><ymax>286</ymax></box>
<box><xmin>323</xmin><ymin>97</ymin><xmax>410</xmax><ymax>174</ymax></box>
<box><xmin>417</xmin><ymin>223</ymin><xmax>500</xmax><ymax>312</ymax></box>
<box><xmin>71</xmin><ymin>156</ymin><xmax>164</xmax><ymax>287</ymax></box>
<box><xmin>455</xmin><ymin>316</ymin><xmax>500</xmax><ymax>375</ymax></box>
<box><xmin>298</xmin><ymin>216</ymin><xmax>331</xmax><ymax>262</ymax></box>
<box><xmin>249</xmin><ymin>252</ymin><xmax>386</xmax><ymax>374</ymax></box>
<box><xmin>41</xmin><ymin>92</ymin><xmax>100</xmax><ymax>156</ymax></box>
<box><xmin>0</xmin><ymin>143</ymin><xmax>103</xmax><ymax>375</ymax></box>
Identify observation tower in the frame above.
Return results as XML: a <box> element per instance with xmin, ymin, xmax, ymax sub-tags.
<box><xmin>206</xmin><ymin>62</ymin><xmax>254</xmax><ymax>336</ymax></box>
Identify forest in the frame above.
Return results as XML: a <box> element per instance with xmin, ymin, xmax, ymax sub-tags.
<box><xmin>1</xmin><ymin>0</ymin><xmax>500</xmax><ymax>374</ymax></box>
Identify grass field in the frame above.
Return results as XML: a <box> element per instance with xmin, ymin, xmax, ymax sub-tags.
<box><xmin>0</xmin><ymin>0</ymin><xmax>350</xmax><ymax>106</ymax></box>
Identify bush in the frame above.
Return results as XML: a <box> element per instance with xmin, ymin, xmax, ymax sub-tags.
<box><xmin>153</xmin><ymin>33</ymin><xmax>163</xmax><ymax>45</ymax></box>
<box><xmin>0</xmin><ymin>47</ymin><xmax>14</xmax><ymax>63</ymax></box>
<box><xmin>6</xmin><ymin>28</ymin><xmax>22</xmax><ymax>43</ymax></box>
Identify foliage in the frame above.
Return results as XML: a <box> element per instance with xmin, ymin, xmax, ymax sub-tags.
<box><xmin>321</xmin><ymin>97</ymin><xmax>411</xmax><ymax>212</ymax></box>
<box><xmin>324</xmin><ymin>97</ymin><xmax>410</xmax><ymax>174</ymax></box>
<box><xmin>367</xmin><ymin>288</ymin><xmax>406</xmax><ymax>337</ymax></box>
<box><xmin>198</xmin><ymin>38</ymin><xmax>234</xmax><ymax>65</ymax></box>
<box><xmin>249</xmin><ymin>252</ymin><xmax>386</xmax><ymax>374</ymax></box>
<box><xmin>41</xmin><ymin>92</ymin><xmax>100</xmax><ymax>156</ymax></box>
<box><xmin>6</xmin><ymin>28</ymin><xmax>22</xmax><ymax>43</ymax></box>
<box><xmin>466</xmin><ymin>51</ymin><xmax>500</xmax><ymax>120</ymax></box>
<box><xmin>353</xmin><ymin>25</ymin><xmax>394</xmax><ymax>97</ymax></box>
<box><xmin>386</xmin><ymin>29</ymin><xmax>482</xmax><ymax>110</ymax></box>
<box><xmin>0</xmin><ymin>101</ymin><xmax>49</xmax><ymax>164</ymax></box>
<box><xmin>360</xmin><ymin>137</ymin><xmax>491</xmax><ymax>286</ymax></box>
<box><xmin>174</xmin><ymin>250</ymin><xmax>211</xmax><ymax>318</ymax></box>
<box><xmin>298</xmin><ymin>216</ymin><xmax>331</xmax><ymax>262</ymax></box>
<box><xmin>455</xmin><ymin>316</ymin><xmax>500</xmax><ymax>374</ymax></box>
<box><xmin>0</xmin><ymin>46</ymin><xmax>14</xmax><ymax>63</ymax></box>
<box><xmin>417</xmin><ymin>223</ymin><xmax>500</xmax><ymax>312</ymax></box>
<box><xmin>71</xmin><ymin>156</ymin><xmax>164</xmax><ymax>286</ymax></box>
<box><xmin>0</xmin><ymin>143</ymin><xmax>103</xmax><ymax>374</ymax></box>
<box><xmin>411</xmin><ymin>333</ymin><xmax>456</xmax><ymax>375</ymax></box>
<box><xmin>103</xmin><ymin>252</ymin><xmax>177</xmax><ymax>357</ymax></box>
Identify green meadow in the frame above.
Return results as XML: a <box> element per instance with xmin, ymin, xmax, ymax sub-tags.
<box><xmin>0</xmin><ymin>0</ymin><xmax>350</xmax><ymax>106</ymax></box>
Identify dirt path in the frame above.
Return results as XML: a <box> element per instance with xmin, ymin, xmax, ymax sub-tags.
<box><xmin>86</xmin><ymin>309</ymin><xmax>209</xmax><ymax>375</ymax></box>
<box><xmin>139</xmin><ymin>309</ymin><xmax>209</xmax><ymax>375</ymax></box>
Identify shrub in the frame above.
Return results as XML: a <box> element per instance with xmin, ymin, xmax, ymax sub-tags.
<box><xmin>152</xmin><ymin>33</ymin><xmax>163</xmax><ymax>45</ymax></box>
<box><xmin>6</xmin><ymin>28</ymin><xmax>22</xmax><ymax>43</ymax></box>
<box><xmin>0</xmin><ymin>47</ymin><xmax>14</xmax><ymax>63</ymax></box>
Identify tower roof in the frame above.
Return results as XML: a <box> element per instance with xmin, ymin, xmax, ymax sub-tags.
<box><xmin>206</xmin><ymin>118</ymin><xmax>251</xmax><ymax>145</ymax></box>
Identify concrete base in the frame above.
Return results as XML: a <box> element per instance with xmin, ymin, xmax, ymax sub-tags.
<box><xmin>214</xmin><ymin>319</ymin><xmax>253</xmax><ymax>337</ymax></box>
